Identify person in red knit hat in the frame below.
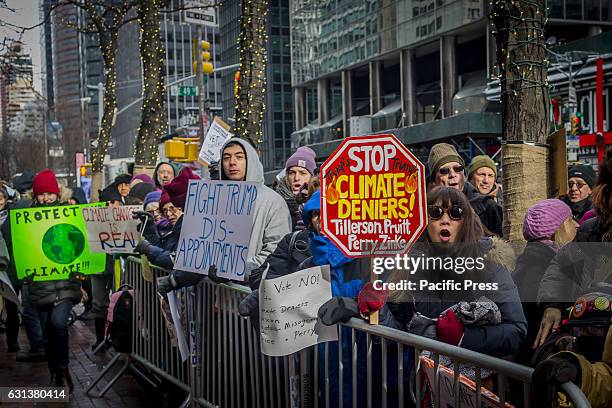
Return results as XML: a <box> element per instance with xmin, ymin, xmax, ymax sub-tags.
<box><xmin>32</xmin><ymin>169</ymin><xmax>61</xmax><ymax>205</ymax></box>
<box><xmin>135</xmin><ymin>167</ymin><xmax>200</xmax><ymax>269</ymax></box>
<box><xmin>11</xmin><ymin>169</ymin><xmax>82</xmax><ymax>392</ymax></box>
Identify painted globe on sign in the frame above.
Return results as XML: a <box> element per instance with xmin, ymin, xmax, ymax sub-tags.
<box><xmin>41</xmin><ymin>224</ymin><xmax>85</xmax><ymax>264</ymax></box>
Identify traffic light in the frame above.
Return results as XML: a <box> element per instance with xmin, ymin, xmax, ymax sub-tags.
<box><xmin>571</xmin><ymin>115</ymin><xmax>581</xmax><ymax>135</ymax></box>
<box><xmin>80</xmin><ymin>163</ymin><xmax>91</xmax><ymax>177</ymax></box>
<box><xmin>164</xmin><ymin>137</ymin><xmax>199</xmax><ymax>162</ymax></box>
<box><xmin>192</xmin><ymin>39</ymin><xmax>214</xmax><ymax>75</ymax></box>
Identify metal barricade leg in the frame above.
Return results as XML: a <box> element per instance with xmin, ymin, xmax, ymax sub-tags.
<box><xmin>85</xmin><ymin>353</ymin><xmax>129</xmax><ymax>398</ymax></box>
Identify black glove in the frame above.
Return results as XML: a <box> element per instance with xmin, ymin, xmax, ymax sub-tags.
<box><xmin>157</xmin><ymin>275</ymin><xmax>174</xmax><ymax>295</ymax></box>
<box><xmin>531</xmin><ymin>356</ymin><xmax>581</xmax><ymax>407</ymax></box>
<box><xmin>207</xmin><ymin>265</ymin><xmax>229</xmax><ymax>285</ymax></box>
<box><xmin>318</xmin><ymin>297</ymin><xmax>359</xmax><ymax>325</ymax></box>
<box><xmin>209</xmin><ymin>161</ymin><xmax>219</xmax><ymax>180</ymax></box>
<box><xmin>133</xmin><ymin>210</ymin><xmax>153</xmax><ymax>222</ymax></box>
<box><xmin>239</xmin><ymin>290</ymin><xmax>260</xmax><ymax>332</ymax></box>
<box><xmin>134</xmin><ymin>239</ymin><xmax>152</xmax><ymax>255</ymax></box>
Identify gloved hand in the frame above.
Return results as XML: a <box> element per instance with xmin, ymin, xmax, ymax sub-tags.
<box><xmin>133</xmin><ymin>210</ymin><xmax>153</xmax><ymax>222</ymax></box>
<box><xmin>357</xmin><ymin>282</ymin><xmax>388</xmax><ymax>317</ymax></box>
<box><xmin>238</xmin><ymin>290</ymin><xmax>260</xmax><ymax>332</ymax></box>
<box><xmin>318</xmin><ymin>297</ymin><xmax>359</xmax><ymax>325</ymax></box>
<box><xmin>134</xmin><ymin>239</ymin><xmax>152</xmax><ymax>255</ymax></box>
<box><xmin>209</xmin><ymin>161</ymin><xmax>219</xmax><ymax>180</ymax></box>
<box><xmin>436</xmin><ymin>310</ymin><xmax>464</xmax><ymax>346</ymax></box>
<box><xmin>531</xmin><ymin>356</ymin><xmax>580</xmax><ymax>407</ymax></box>
<box><xmin>157</xmin><ymin>275</ymin><xmax>175</xmax><ymax>295</ymax></box>
<box><xmin>207</xmin><ymin>265</ymin><xmax>229</xmax><ymax>285</ymax></box>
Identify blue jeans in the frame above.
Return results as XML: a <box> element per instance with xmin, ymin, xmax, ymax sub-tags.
<box><xmin>37</xmin><ymin>300</ymin><xmax>73</xmax><ymax>370</ymax></box>
<box><xmin>20</xmin><ymin>285</ymin><xmax>45</xmax><ymax>351</ymax></box>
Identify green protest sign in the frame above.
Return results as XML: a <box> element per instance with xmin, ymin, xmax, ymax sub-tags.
<box><xmin>9</xmin><ymin>204</ymin><xmax>106</xmax><ymax>282</ymax></box>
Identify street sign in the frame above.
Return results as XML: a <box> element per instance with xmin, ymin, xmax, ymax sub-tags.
<box><xmin>184</xmin><ymin>1</ymin><xmax>217</xmax><ymax>27</ymax></box>
<box><xmin>171</xmin><ymin>86</ymin><xmax>198</xmax><ymax>97</ymax></box>
<box><xmin>320</xmin><ymin>134</ymin><xmax>427</xmax><ymax>258</ymax></box>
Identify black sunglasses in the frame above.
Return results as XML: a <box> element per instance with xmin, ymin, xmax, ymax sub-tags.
<box><xmin>438</xmin><ymin>165</ymin><xmax>464</xmax><ymax>175</ymax></box>
<box><xmin>428</xmin><ymin>205</ymin><xmax>464</xmax><ymax>220</ymax></box>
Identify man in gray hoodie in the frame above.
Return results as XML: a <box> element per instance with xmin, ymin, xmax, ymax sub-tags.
<box><xmin>217</xmin><ymin>138</ymin><xmax>292</xmax><ymax>279</ymax></box>
<box><xmin>157</xmin><ymin>138</ymin><xmax>291</xmax><ymax>291</ymax></box>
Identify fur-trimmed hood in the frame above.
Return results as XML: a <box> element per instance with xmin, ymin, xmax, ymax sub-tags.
<box><xmin>59</xmin><ymin>185</ymin><xmax>73</xmax><ymax>204</ymax></box>
<box><xmin>483</xmin><ymin>236</ymin><xmax>516</xmax><ymax>273</ymax></box>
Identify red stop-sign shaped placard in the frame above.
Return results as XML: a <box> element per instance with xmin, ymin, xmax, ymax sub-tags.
<box><xmin>320</xmin><ymin>134</ymin><xmax>427</xmax><ymax>257</ymax></box>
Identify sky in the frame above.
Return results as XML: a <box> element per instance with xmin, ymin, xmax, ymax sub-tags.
<box><xmin>0</xmin><ymin>0</ymin><xmax>43</xmax><ymax>93</ymax></box>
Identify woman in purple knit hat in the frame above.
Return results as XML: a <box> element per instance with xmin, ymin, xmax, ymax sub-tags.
<box><xmin>512</xmin><ymin>198</ymin><xmax>577</xmax><ymax>364</ymax></box>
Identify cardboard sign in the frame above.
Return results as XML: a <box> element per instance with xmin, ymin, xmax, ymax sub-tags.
<box><xmin>83</xmin><ymin>205</ymin><xmax>141</xmax><ymax>254</ymax></box>
<box><xmin>260</xmin><ymin>265</ymin><xmax>338</xmax><ymax>356</ymax></box>
<box><xmin>198</xmin><ymin>117</ymin><xmax>233</xmax><ymax>165</ymax></box>
<box><xmin>174</xmin><ymin>180</ymin><xmax>256</xmax><ymax>281</ymax></box>
<box><xmin>320</xmin><ymin>134</ymin><xmax>427</xmax><ymax>257</ymax></box>
<box><xmin>9</xmin><ymin>204</ymin><xmax>106</xmax><ymax>281</ymax></box>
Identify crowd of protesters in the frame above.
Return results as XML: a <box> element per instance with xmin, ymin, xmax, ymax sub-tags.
<box><xmin>0</xmin><ymin>139</ymin><xmax>611</xmax><ymax>407</ymax></box>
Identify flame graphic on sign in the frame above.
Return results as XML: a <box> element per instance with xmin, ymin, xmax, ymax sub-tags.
<box><xmin>325</xmin><ymin>177</ymin><xmax>340</xmax><ymax>205</ymax></box>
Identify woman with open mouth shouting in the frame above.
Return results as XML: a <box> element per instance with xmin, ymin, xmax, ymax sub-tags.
<box><xmin>377</xmin><ymin>186</ymin><xmax>527</xmax><ymax>358</ymax></box>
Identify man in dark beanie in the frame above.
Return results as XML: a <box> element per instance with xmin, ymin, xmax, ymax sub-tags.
<box><xmin>561</xmin><ymin>164</ymin><xmax>596</xmax><ymax>221</ymax></box>
<box><xmin>428</xmin><ymin>143</ymin><xmax>503</xmax><ymax>236</ymax></box>
<box><xmin>114</xmin><ymin>174</ymin><xmax>132</xmax><ymax>199</ymax></box>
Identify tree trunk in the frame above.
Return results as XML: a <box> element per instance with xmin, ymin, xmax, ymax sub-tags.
<box><xmin>90</xmin><ymin>33</ymin><xmax>119</xmax><ymax>202</ymax></box>
<box><xmin>234</xmin><ymin>0</ymin><xmax>269</xmax><ymax>149</ymax></box>
<box><xmin>134</xmin><ymin>0</ymin><xmax>166</xmax><ymax>175</ymax></box>
<box><xmin>491</xmin><ymin>0</ymin><xmax>549</xmax><ymax>241</ymax></box>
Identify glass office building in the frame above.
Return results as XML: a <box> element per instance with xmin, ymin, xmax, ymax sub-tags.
<box><xmin>290</xmin><ymin>0</ymin><xmax>612</xmax><ymax>157</ymax></box>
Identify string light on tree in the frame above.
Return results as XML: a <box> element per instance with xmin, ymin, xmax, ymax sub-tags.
<box><xmin>234</xmin><ymin>0</ymin><xmax>269</xmax><ymax>148</ymax></box>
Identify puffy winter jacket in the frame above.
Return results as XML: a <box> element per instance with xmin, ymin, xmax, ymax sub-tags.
<box><xmin>463</xmin><ymin>182</ymin><xmax>503</xmax><ymax>236</ymax></box>
<box><xmin>382</xmin><ymin>237</ymin><xmax>526</xmax><ymax>358</ymax></box>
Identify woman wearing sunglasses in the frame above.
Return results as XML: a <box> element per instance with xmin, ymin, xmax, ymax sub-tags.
<box><xmin>380</xmin><ymin>186</ymin><xmax>526</xmax><ymax>358</ymax></box>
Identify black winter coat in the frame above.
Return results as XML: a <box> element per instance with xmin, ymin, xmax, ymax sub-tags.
<box><xmin>537</xmin><ymin>218</ymin><xmax>612</xmax><ymax>308</ymax></box>
<box><xmin>463</xmin><ymin>182</ymin><xmax>503</xmax><ymax>236</ymax></box>
<box><xmin>513</xmin><ymin>242</ymin><xmax>557</xmax><ymax>364</ymax></box>
<box><xmin>381</xmin><ymin>237</ymin><xmax>526</xmax><ymax>358</ymax></box>
<box><xmin>248</xmin><ymin>229</ymin><xmax>311</xmax><ymax>290</ymax></box>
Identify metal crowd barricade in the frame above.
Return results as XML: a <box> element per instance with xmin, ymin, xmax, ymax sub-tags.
<box><xmin>119</xmin><ymin>257</ymin><xmax>591</xmax><ymax>408</ymax></box>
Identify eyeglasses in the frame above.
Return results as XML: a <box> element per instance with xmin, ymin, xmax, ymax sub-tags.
<box><xmin>428</xmin><ymin>205</ymin><xmax>464</xmax><ymax>221</ymax></box>
<box><xmin>568</xmin><ymin>181</ymin><xmax>587</xmax><ymax>189</ymax></box>
<box><xmin>162</xmin><ymin>206</ymin><xmax>180</xmax><ymax>216</ymax></box>
<box><xmin>438</xmin><ymin>165</ymin><xmax>464</xmax><ymax>175</ymax></box>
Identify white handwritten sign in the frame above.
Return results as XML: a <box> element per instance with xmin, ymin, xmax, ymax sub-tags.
<box><xmin>198</xmin><ymin>117</ymin><xmax>233</xmax><ymax>165</ymax></box>
<box><xmin>260</xmin><ymin>265</ymin><xmax>338</xmax><ymax>356</ymax></box>
<box><xmin>174</xmin><ymin>180</ymin><xmax>257</xmax><ymax>281</ymax></box>
<box><xmin>83</xmin><ymin>206</ymin><xmax>141</xmax><ymax>254</ymax></box>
